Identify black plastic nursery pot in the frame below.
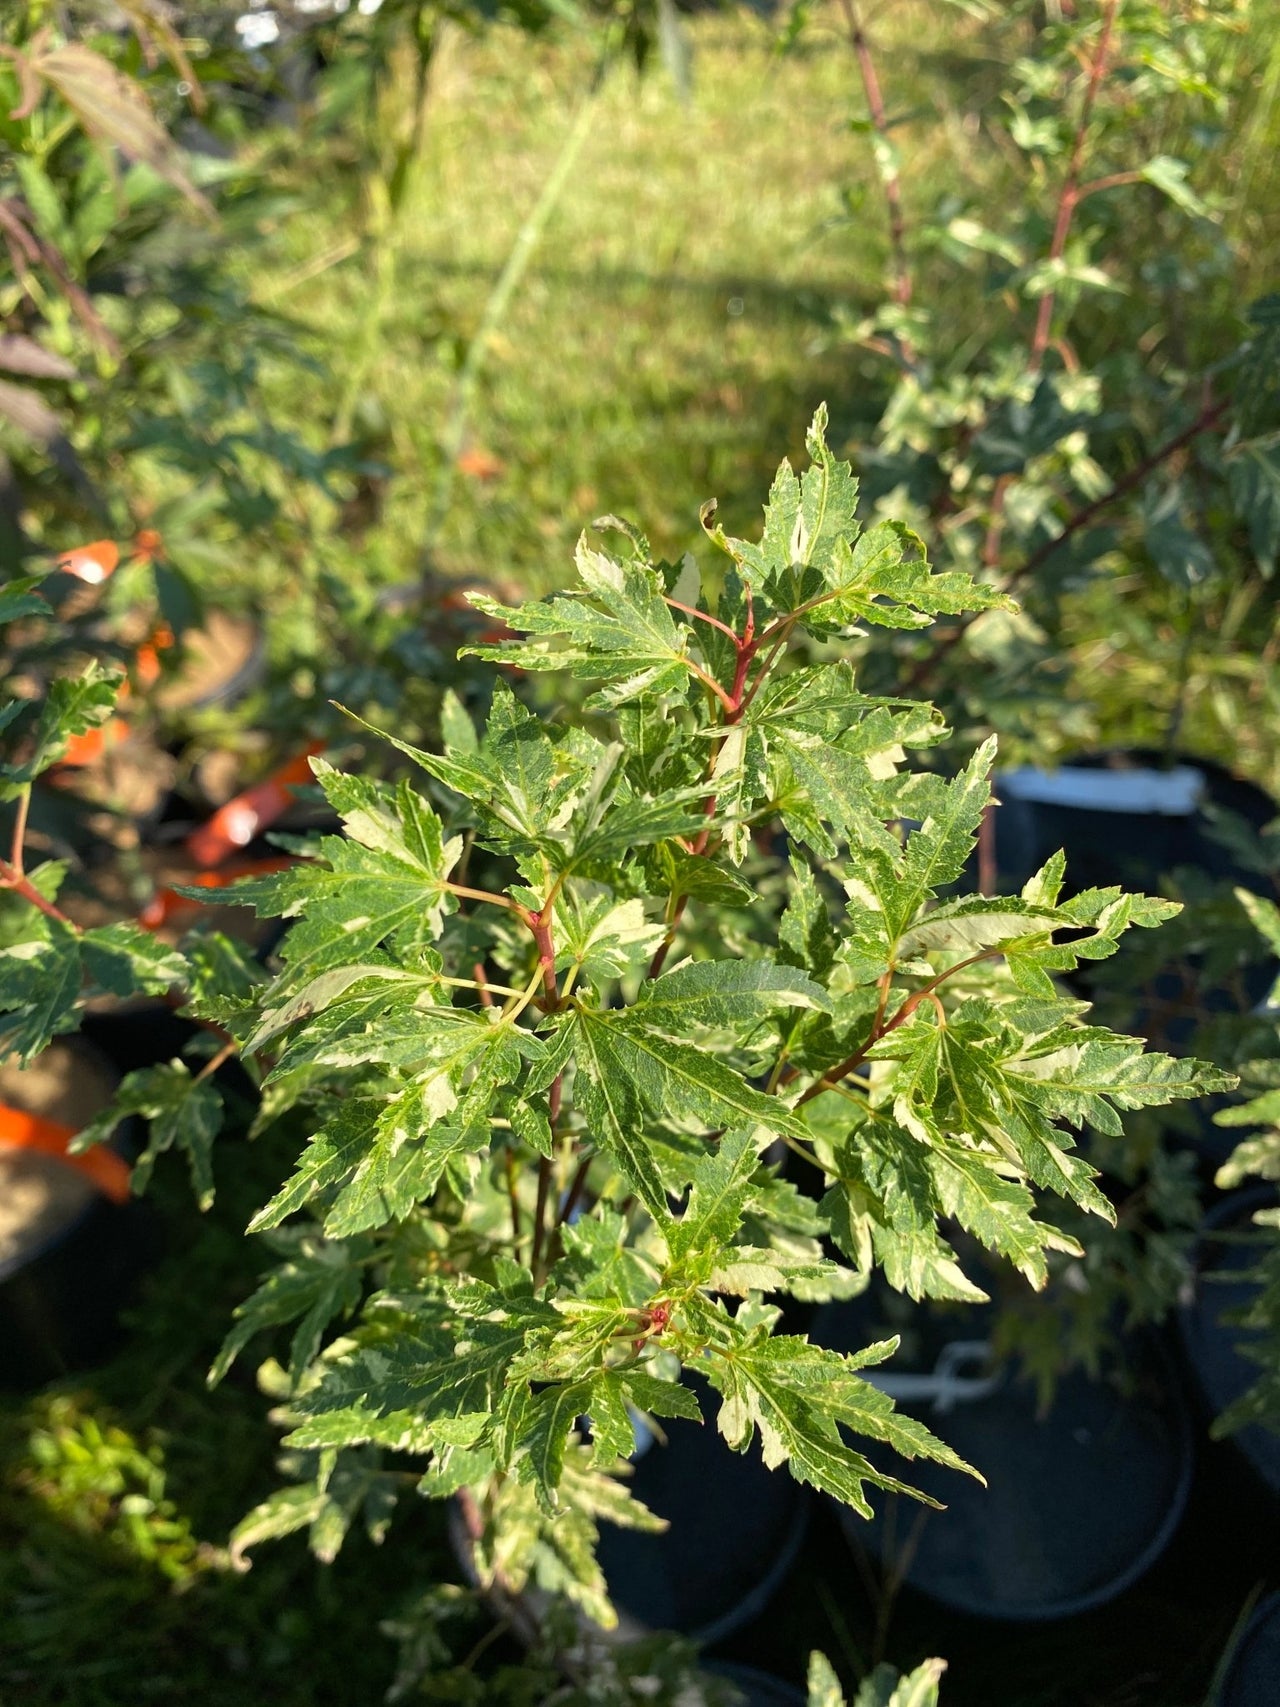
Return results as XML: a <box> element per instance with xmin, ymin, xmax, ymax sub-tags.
<box><xmin>1217</xmin><ymin>1593</ymin><xmax>1280</xmax><ymax>1707</ymax></box>
<box><xmin>993</xmin><ymin>750</ymin><xmax>1276</xmax><ymax>902</ymax></box>
<box><xmin>0</xmin><ymin>1034</ymin><xmax>156</xmax><ymax>1390</ymax></box>
<box><xmin>704</xmin><ymin>1662</ymin><xmax>805</xmax><ymax>1707</ymax></box>
<box><xmin>594</xmin><ymin>1388</ymin><xmax>810</xmax><ymax>1646</ymax></box>
<box><xmin>811</xmin><ymin>1294</ymin><xmax>1194</xmax><ymax>1623</ymax></box>
<box><xmin>995</xmin><ymin>749</ymin><xmax>1278</xmax><ymax>1164</ymax></box>
<box><xmin>1178</xmin><ymin>1187</ymin><xmax>1280</xmax><ymax>1503</ymax></box>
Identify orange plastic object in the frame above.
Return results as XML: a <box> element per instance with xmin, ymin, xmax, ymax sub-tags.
<box><xmin>456</xmin><ymin>445</ymin><xmax>505</xmax><ymax>481</ymax></box>
<box><xmin>138</xmin><ymin>855</ymin><xmax>294</xmax><ymax>931</ymax></box>
<box><xmin>52</xmin><ymin>625</ymin><xmax>173</xmax><ymax>772</ymax></box>
<box><xmin>56</xmin><ymin>540</ymin><xmax>120</xmax><ymax>584</ymax></box>
<box><xmin>59</xmin><ymin>722</ymin><xmax>122</xmax><ymax>768</ymax></box>
<box><xmin>132</xmin><ymin>529</ymin><xmax>164</xmax><ymax>566</ymax></box>
<box><xmin>0</xmin><ymin>1104</ymin><xmax>132</xmax><ymax>1204</ymax></box>
<box><xmin>184</xmin><ymin>744</ymin><xmax>323</xmax><ymax>869</ymax></box>
<box><xmin>133</xmin><ymin>624</ymin><xmax>174</xmax><ymax>690</ymax></box>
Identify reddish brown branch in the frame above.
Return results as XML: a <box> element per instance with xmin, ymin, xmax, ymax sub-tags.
<box><xmin>838</xmin><ymin>0</ymin><xmax>914</xmax><ymax>351</ymax></box>
<box><xmin>1017</xmin><ymin>395</ymin><xmax>1228</xmax><ymax>582</ymax></box>
<box><xmin>557</xmin><ymin>1154</ymin><xmax>593</xmax><ymax>1228</ymax></box>
<box><xmin>530</xmin><ymin>908</ymin><xmax>559</xmax><ymax>1005</ymax></box>
<box><xmin>1029</xmin><ymin>0</ymin><xmax>1122</xmax><ymax>372</ymax></box>
<box><xmin>795</xmin><ymin>948</ymin><xmax>1002</xmax><ymax>1109</ymax></box>
<box><xmin>1077</xmin><ymin>169</ymin><xmax>1143</xmax><ymax>200</ymax></box>
<box><xmin>529</xmin><ymin>1155</ymin><xmax>553</xmax><ymax>1276</ymax></box>
<box><xmin>504</xmin><ymin>1149</ymin><xmax>522</xmax><ymax>1245</ymax></box>
<box><xmin>0</xmin><ymin>789</ymin><xmax>77</xmax><ymax>926</ymax></box>
<box><xmin>664</xmin><ymin>596</ymin><xmax>740</xmax><ymax>644</ymax></box>
<box><xmin>8</xmin><ymin>784</ymin><xmax>29</xmax><ymax>875</ymax></box>
<box><xmin>903</xmin><ymin>392</ymin><xmax>1229</xmax><ymax>694</ymax></box>
<box><xmin>977</xmin><ymin>804</ymin><xmax>996</xmax><ymax>897</ymax></box>
<box><xmin>977</xmin><ymin>1</ymin><xmax>1123</xmax><ymax>578</ymax></box>
<box><xmin>0</xmin><ymin>857</ymin><xmax>76</xmax><ymax>927</ymax></box>
<box><xmin>194</xmin><ymin>1038</ymin><xmax>238</xmax><ymax>1085</ymax></box>
<box><xmin>646</xmin><ymin>607</ymin><xmax>772</xmax><ymax>980</ymax></box>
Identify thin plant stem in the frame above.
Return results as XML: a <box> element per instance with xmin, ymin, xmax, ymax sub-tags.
<box><xmin>194</xmin><ymin>1038</ymin><xmax>238</xmax><ymax>1085</ymax></box>
<box><xmin>444</xmin><ymin>880</ymin><xmax>520</xmax><ymax>912</ymax></box>
<box><xmin>684</xmin><ymin>658</ymin><xmax>736</xmax><ymax>714</ymax></box>
<box><xmin>1017</xmin><ymin>395</ymin><xmax>1227</xmax><ymax>583</ymax></box>
<box><xmin>557</xmin><ymin>1153</ymin><xmax>594</xmax><ymax>1228</ymax></box>
<box><xmin>504</xmin><ymin>1149</ymin><xmax>522</xmax><ymax>1248</ymax></box>
<box><xmin>530</xmin><ymin>1155</ymin><xmax>553</xmax><ymax>1278</ymax></box>
<box><xmin>764</xmin><ymin>1045</ymin><xmax>792</xmax><ymax>1096</ymax></box>
<box><xmin>838</xmin><ymin>0</ymin><xmax>914</xmax><ymax>353</ymax></box>
<box><xmin>795</xmin><ymin>948</ymin><xmax>1002</xmax><ymax>1107</ymax></box>
<box><xmin>1029</xmin><ymin>0</ymin><xmax>1122</xmax><ymax>372</ymax></box>
<box><xmin>425</xmin><ymin>72</ymin><xmax>606</xmax><ymax>549</ymax></box>
<box><xmin>664</xmin><ymin>596</ymin><xmax>740</xmax><ymax>642</ymax></box>
<box><xmin>502</xmin><ymin>962</ymin><xmax>551</xmax><ymax>1024</ymax></box>
<box><xmin>981</xmin><ymin>0</ymin><xmax>1122</xmax><ymax>580</ymax></box>
<box><xmin>0</xmin><ymin>852</ymin><xmax>76</xmax><ymax>927</ymax></box>
<box><xmin>1077</xmin><ymin>168</ymin><xmax>1143</xmax><ymax>199</ymax></box>
<box><xmin>9</xmin><ymin>782</ymin><xmax>30</xmax><ymax>875</ymax></box>
<box><xmin>439</xmin><ymin>971</ymin><xmax>524</xmax><ymax>1000</ymax></box>
<box><xmin>646</xmin><ymin>590</ymin><xmax>808</xmax><ymax>979</ymax></box>
<box><xmin>977</xmin><ymin>804</ymin><xmax>996</xmax><ymax>897</ymax></box>
<box><xmin>904</xmin><ymin>393</ymin><xmax>1228</xmax><ymax>693</ymax></box>
<box><xmin>646</xmin><ymin>894</ymin><xmax>689</xmax><ymax>981</ymax></box>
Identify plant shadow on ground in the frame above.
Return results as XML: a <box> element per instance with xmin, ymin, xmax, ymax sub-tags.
<box><xmin>273</xmin><ymin>251</ymin><xmax>883</xmax><ymax>596</ymax></box>
<box><xmin>243</xmin><ymin>12</ymin><xmax>927</xmax><ymax>595</ymax></box>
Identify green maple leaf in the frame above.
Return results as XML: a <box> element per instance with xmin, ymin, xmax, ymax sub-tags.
<box><xmin>0</xmin><ymin>924</ymin><xmax>86</xmax><ymax>1059</ymax></box>
<box><xmin>247</xmin><ymin>1099</ymin><xmax>377</xmax><ymax>1232</ymax></box>
<box><xmin>222</xmin><ymin>767</ymin><xmax>461</xmax><ymax>984</ymax></box>
<box><xmin>0</xmin><ymin>575</ymin><xmax>48</xmax><ymax>625</ymax></box>
<box><xmin>666</xmin><ymin>1126</ymin><xmax>760</xmax><ymax>1262</ymax></box>
<box><xmin>210</xmin><ymin>1231</ymin><xmax>368</xmax><ymax>1385</ymax></box>
<box><xmin>633</xmin><ymin>958</ymin><xmax>830</xmax><ymax>1037</ymax></box>
<box><xmin>737</xmin><ymin>401</ymin><xmax>862</xmax><ymax>594</ymax></box>
<box><xmin>466</xmin><ymin>542</ymin><xmax>696</xmax><ymax>710</ymax></box>
<box><xmin>0</xmin><ymin>661</ymin><xmax>122</xmax><ymax>797</ymax></box>
<box><xmin>74</xmin><ymin>1059</ymin><xmax>224</xmax><ymax>1208</ymax></box>
<box><xmin>816</xmin><ymin>521</ymin><xmax>1010</xmax><ymax>632</ymax></box>
<box><xmin>696</xmin><ymin>1303</ymin><xmax>978</xmax><ymax>1516</ymax></box>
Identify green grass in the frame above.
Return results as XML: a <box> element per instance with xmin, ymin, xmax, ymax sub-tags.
<box><xmin>249</xmin><ymin>6</ymin><xmax>990</xmax><ymax>593</ymax></box>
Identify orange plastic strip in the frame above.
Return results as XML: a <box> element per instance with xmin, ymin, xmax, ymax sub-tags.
<box><xmin>60</xmin><ymin>722</ymin><xmax>122</xmax><ymax>767</ymax></box>
<box><xmin>43</xmin><ymin>534</ymin><xmax>173</xmax><ymax>774</ymax></box>
<box><xmin>185</xmin><ymin>744</ymin><xmax>323</xmax><ymax>869</ymax></box>
<box><xmin>56</xmin><ymin>539</ymin><xmax>120</xmax><ymax>584</ymax></box>
<box><xmin>0</xmin><ymin>1104</ymin><xmax>132</xmax><ymax>1205</ymax></box>
<box><xmin>133</xmin><ymin>623</ymin><xmax>174</xmax><ymax>690</ymax></box>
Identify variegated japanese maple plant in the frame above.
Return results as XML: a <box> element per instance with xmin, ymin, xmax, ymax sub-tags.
<box><xmin>180</xmin><ymin>410</ymin><xmax>1228</xmax><ymax>1621</ymax></box>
